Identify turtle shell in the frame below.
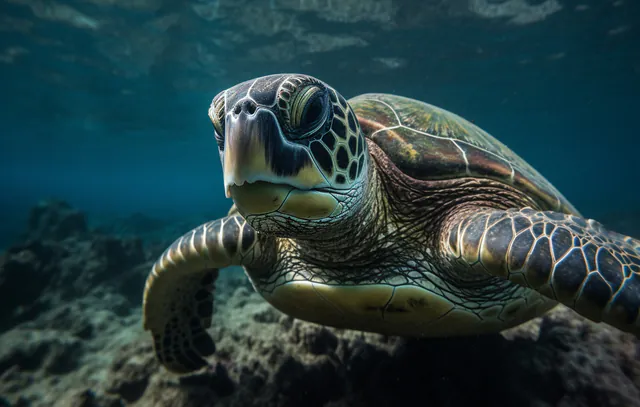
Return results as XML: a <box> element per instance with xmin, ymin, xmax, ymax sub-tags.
<box><xmin>349</xmin><ymin>93</ymin><xmax>579</xmax><ymax>215</ymax></box>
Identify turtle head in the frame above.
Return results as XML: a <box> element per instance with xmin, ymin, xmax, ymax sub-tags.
<box><xmin>209</xmin><ymin>74</ymin><xmax>370</xmax><ymax>237</ymax></box>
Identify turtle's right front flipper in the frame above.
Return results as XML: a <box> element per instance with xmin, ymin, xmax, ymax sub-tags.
<box><xmin>143</xmin><ymin>214</ymin><xmax>268</xmax><ymax>373</ymax></box>
<box><xmin>444</xmin><ymin>208</ymin><xmax>640</xmax><ymax>337</ymax></box>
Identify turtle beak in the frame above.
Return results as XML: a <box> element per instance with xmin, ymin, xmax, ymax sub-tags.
<box><xmin>222</xmin><ymin>104</ymin><xmax>328</xmax><ymax>196</ymax></box>
<box><xmin>223</xmin><ymin>108</ymin><xmax>275</xmax><ymax>197</ymax></box>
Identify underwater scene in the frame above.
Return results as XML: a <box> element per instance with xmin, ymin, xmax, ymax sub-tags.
<box><xmin>1</xmin><ymin>0</ymin><xmax>640</xmax><ymax>406</ymax></box>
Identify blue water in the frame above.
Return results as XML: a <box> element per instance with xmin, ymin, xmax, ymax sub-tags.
<box><xmin>0</xmin><ymin>0</ymin><xmax>638</xmax><ymax>243</ymax></box>
<box><xmin>1</xmin><ymin>3</ymin><xmax>640</xmax><ymax>407</ymax></box>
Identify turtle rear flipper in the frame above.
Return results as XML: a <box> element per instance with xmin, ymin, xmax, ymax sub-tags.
<box><xmin>445</xmin><ymin>207</ymin><xmax>640</xmax><ymax>336</ymax></box>
<box><xmin>143</xmin><ymin>215</ymin><xmax>262</xmax><ymax>373</ymax></box>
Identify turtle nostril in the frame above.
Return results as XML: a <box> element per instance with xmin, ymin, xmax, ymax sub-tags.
<box><xmin>243</xmin><ymin>100</ymin><xmax>257</xmax><ymax>115</ymax></box>
<box><xmin>233</xmin><ymin>104</ymin><xmax>242</xmax><ymax>115</ymax></box>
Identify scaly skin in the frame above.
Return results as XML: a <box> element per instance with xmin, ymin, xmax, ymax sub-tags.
<box><xmin>443</xmin><ymin>207</ymin><xmax>640</xmax><ymax>336</ymax></box>
<box><xmin>142</xmin><ymin>215</ymin><xmax>273</xmax><ymax>373</ymax></box>
<box><xmin>143</xmin><ymin>74</ymin><xmax>640</xmax><ymax>375</ymax></box>
<box><xmin>244</xmin><ymin>141</ymin><xmax>556</xmax><ymax>338</ymax></box>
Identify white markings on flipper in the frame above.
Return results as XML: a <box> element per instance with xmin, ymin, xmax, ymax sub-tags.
<box><xmin>174</xmin><ymin>235</ymin><xmax>186</xmax><ymax>262</ymax></box>
<box><xmin>217</xmin><ymin>219</ymin><xmax>225</xmax><ymax>258</ymax></box>
<box><xmin>201</xmin><ymin>222</ymin><xmax>211</xmax><ymax>264</ymax></box>
<box><xmin>189</xmin><ymin>228</ymin><xmax>197</xmax><ymax>258</ymax></box>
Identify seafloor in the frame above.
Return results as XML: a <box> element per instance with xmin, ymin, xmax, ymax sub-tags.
<box><xmin>1</xmin><ymin>200</ymin><xmax>639</xmax><ymax>407</ymax></box>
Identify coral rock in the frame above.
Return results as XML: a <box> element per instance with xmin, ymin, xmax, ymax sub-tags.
<box><xmin>27</xmin><ymin>200</ymin><xmax>88</xmax><ymax>241</ymax></box>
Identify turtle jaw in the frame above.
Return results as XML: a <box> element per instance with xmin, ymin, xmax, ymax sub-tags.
<box><xmin>228</xmin><ymin>181</ymin><xmax>341</xmax><ymax>222</ymax></box>
<box><xmin>222</xmin><ymin>104</ymin><xmax>344</xmax><ymax>226</ymax></box>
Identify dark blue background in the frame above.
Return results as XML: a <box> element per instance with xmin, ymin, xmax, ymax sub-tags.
<box><xmin>1</xmin><ymin>0</ymin><xmax>638</xmax><ymax>245</ymax></box>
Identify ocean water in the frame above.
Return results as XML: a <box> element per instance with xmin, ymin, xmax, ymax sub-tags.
<box><xmin>1</xmin><ymin>1</ymin><xmax>639</xmax><ymax>406</ymax></box>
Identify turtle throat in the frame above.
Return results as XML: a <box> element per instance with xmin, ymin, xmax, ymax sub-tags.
<box><xmin>290</xmin><ymin>160</ymin><xmax>389</xmax><ymax>263</ymax></box>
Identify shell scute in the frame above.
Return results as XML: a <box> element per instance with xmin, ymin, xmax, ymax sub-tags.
<box><xmin>350</xmin><ymin>93</ymin><xmax>578</xmax><ymax>214</ymax></box>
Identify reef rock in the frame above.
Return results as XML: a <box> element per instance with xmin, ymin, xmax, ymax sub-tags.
<box><xmin>0</xmin><ymin>200</ymin><xmax>147</xmax><ymax>331</ymax></box>
<box><xmin>0</xmin><ymin>201</ymin><xmax>639</xmax><ymax>407</ymax></box>
<box><xmin>27</xmin><ymin>199</ymin><xmax>88</xmax><ymax>241</ymax></box>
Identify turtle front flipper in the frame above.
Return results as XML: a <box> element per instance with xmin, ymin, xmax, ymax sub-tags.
<box><xmin>444</xmin><ymin>208</ymin><xmax>640</xmax><ymax>336</ymax></box>
<box><xmin>143</xmin><ymin>215</ymin><xmax>266</xmax><ymax>373</ymax></box>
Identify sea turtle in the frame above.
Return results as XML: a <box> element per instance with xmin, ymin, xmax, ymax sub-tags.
<box><xmin>143</xmin><ymin>74</ymin><xmax>640</xmax><ymax>373</ymax></box>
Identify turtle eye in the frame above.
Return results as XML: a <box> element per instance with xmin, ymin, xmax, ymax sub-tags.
<box><xmin>209</xmin><ymin>93</ymin><xmax>226</xmax><ymax>150</ymax></box>
<box><xmin>289</xmin><ymin>85</ymin><xmax>328</xmax><ymax>137</ymax></box>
